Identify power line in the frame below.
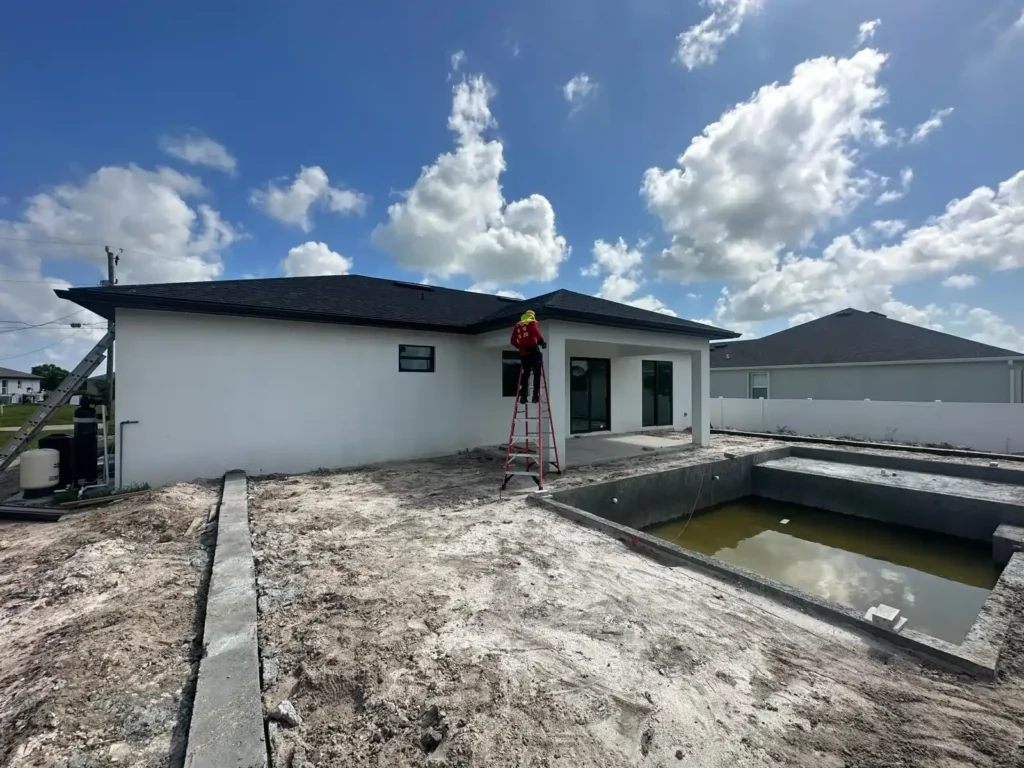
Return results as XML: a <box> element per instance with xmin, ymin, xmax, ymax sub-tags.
<box><xmin>0</xmin><ymin>329</ymin><xmax>83</xmax><ymax>361</ymax></box>
<box><xmin>0</xmin><ymin>234</ymin><xmax>172</xmax><ymax>261</ymax></box>
<box><xmin>0</xmin><ymin>310</ymin><xmax>85</xmax><ymax>334</ymax></box>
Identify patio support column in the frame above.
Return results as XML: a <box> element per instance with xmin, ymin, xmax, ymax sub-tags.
<box><xmin>544</xmin><ymin>333</ymin><xmax>567</xmax><ymax>472</ymax></box>
<box><xmin>691</xmin><ymin>346</ymin><xmax>711</xmax><ymax>447</ymax></box>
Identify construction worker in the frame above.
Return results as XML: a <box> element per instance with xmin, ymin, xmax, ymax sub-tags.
<box><xmin>510</xmin><ymin>310</ymin><xmax>547</xmax><ymax>403</ymax></box>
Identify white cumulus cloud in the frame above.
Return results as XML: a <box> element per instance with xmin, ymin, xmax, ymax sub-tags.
<box><xmin>876</xmin><ymin>167</ymin><xmax>914</xmax><ymax>205</ymax></box>
<box><xmin>159</xmin><ymin>133</ymin><xmax>238</xmax><ymax>175</ymax></box>
<box><xmin>451</xmin><ymin>50</ymin><xmax>466</xmax><ymax>72</ymax></box>
<box><xmin>675</xmin><ymin>0</ymin><xmax>763</xmax><ymax>70</ymax></box>
<box><xmin>645</xmin><ymin>49</ymin><xmax>890</xmax><ymax>283</ymax></box>
<box><xmin>371</xmin><ymin>76</ymin><xmax>569</xmax><ymax>286</ymax></box>
<box><xmin>0</xmin><ymin>164</ymin><xmax>241</xmax><ymax>367</ymax></box>
<box><xmin>716</xmin><ymin>169</ymin><xmax>1024</xmax><ymax>324</ymax></box>
<box><xmin>280</xmin><ymin>241</ymin><xmax>353</xmax><ymax>277</ymax></box>
<box><xmin>563</xmin><ymin>74</ymin><xmax>598</xmax><ymax>109</ymax></box>
<box><xmin>909</xmin><ymin>107</ymin><xmax>953</xmax><ymax>144</ymax></box>
<box><xmin>857</xmin><ymin>19</ymin><xmax>881</xmax><ymax>45</ymax></box>
<box><xmin>583</xmin><ymin>239</ymin><xmax>677</xmax><ymax>316</ymax></box>
<box><xmin>250</xmin><ymin>166</ymin><xmax>368</xmax><ymax>232</ymax></box>
<box><xmin>467</xmin><ymin>283</ymin><xmax>525</xmax><ymax>300</ymax></box>
<box><xmin>943</xmin><ymin>273</ymin><xmax>978</xmax><ymax>289</ymax></box>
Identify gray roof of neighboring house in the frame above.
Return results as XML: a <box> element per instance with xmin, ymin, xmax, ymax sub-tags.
<box><xmin>0</xmin><ymin>367</ymin><xmax>40</xmax><ymax>379</ymax></box>
<box><xmin>56</xmin><ymin>274</ymin><xmax>738</xmax><ymax>340</ymax></box>
<box><xmin>710</xmin><ymin>308</ymin><xmax>1024</xmax><ymax>369</ymax></box>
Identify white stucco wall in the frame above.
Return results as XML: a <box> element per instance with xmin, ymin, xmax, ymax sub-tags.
<box><xmin>115</xmin><ymin>309</ymin><xmax>511</xmax><ymax>486</ymax></box>
<box><xmin>115</xmin><ymin>310</ymin><xmax>715</xmax><ymax>486</ymax></box>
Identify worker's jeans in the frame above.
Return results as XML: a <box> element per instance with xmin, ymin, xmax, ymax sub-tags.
<box><xmin>519</xmin><ymin>349</ymin><xmax>543</xmax><ymax>399</ymax></box>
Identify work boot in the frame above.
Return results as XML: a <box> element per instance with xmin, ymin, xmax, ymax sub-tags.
<box><xmin>519</xmin><ymin>393</ymin><xmax>528</xmax><ymax>404</ymax></box>
<box><xmin>531</xmin><ymin>392</ymin><xmax>540</xmax><ymax>403</ymax></box>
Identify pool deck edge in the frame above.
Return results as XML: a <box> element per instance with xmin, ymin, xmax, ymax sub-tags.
<box><xmin>530</xmin><ymin>493</ymin><xmax>1013</xmax><ymax>679</ymax></box>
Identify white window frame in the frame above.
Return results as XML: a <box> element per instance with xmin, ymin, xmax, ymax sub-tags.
<box><xmin>748</xmin><ymin>371</ymin><xmax>769</xmax><ymax>400</ymax></box>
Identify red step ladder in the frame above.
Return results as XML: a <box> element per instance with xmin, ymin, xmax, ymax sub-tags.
<box><xmin>500</xmin><ymin>362</ymin><xmax>561</xmax><ymax>490</ymax></box>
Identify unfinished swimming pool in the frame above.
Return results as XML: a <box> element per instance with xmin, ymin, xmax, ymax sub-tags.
<box><xmin>533</xmin><ymin>445</ymin><xmax>1024</xmax><ymax>677</ymax></box>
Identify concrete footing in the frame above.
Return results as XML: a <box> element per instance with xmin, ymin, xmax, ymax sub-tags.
<box><xmin>184</xmin><ymin>471</ymin><xmax>267</xmax><ymax>768</ymax></box>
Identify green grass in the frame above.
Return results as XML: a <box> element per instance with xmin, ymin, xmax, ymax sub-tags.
<box><xmin>0</xmin><ymin>403</ymin><xmax>76</xmax><ymax>428</ymax></box>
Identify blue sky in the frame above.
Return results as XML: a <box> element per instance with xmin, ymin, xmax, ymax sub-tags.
<box><xmin>2</xmin><ymin>0</ymin><xmax>1024</xmax><ymax>368</ymax></box>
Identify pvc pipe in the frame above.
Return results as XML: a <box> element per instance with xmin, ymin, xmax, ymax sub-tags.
<box><xmin>100</xmin><ymin>405</ymin><xmax>109</xmax><ymax>487</ymax></box>
<box><xmin>118</xmin><ymin>420</ymin><xmax>138</xmax><ymax>488</ymax></box>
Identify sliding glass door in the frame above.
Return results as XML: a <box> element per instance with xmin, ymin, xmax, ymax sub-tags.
<box><xmin>642</xmin><ymin>360</ymin><xmax>673</xmax><ymax>427</ymax></box>
<box><xmin>570</xmin><ymin>358</ymin><xmax>611</xmax><ymax>433</ymax></box>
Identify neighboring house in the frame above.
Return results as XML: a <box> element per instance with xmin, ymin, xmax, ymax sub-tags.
<box><xmin>0</xmin><ymin>367</ymin><xmax>42</xmax><ymax>404</ymax></box>
<box><xmin>58</xmin><ymin>275</ymin><xmax>736</xmax><ymax>486</ymax></box>
<box><xmin>711</xmin><ymin>308</ymin><xmax>1024</xmax><ymax>404</ymax></box>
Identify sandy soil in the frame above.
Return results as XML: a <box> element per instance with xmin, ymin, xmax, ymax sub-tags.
<box><xmin>250</xmin><ymin>436</ymin><xmax>1024</xmax><ymax>767</ymax></box>
<box><xmin>0</xmin><ymin>482</ymin><xmax>217</xmax><ymax>767</ymax></box>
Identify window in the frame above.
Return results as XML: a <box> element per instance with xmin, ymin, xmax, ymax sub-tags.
<box><xmin>642</xmin><ymin>361</ymin><xmax>673</xmax><ymax>427</ymax></box>
<box><xmin>17</xmin><ymin>380</ymin><xmax>22</xmax><ymax>389</ymax></box>
<box><xmin>398</xmin><ymin>345</ymin><xmax>435</xmax><ymax>372</ymax></box>
<box><xmin>502</xmin><ymin>351</ymin><xmax>521</xmax><ymax>397</ymax></box>
<box><xmin>749</xmin><ymin>371</ymin><xmax>769</xmax><ymax>399</ymax></box>
<box><xmin>0</xmin><ymin>380</ymin><xmax>6</xmax><ymax>395</ymax></box>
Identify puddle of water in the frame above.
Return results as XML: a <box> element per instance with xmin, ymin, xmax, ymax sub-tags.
<box><xmin>646</xmin><ymin>497</ymin><xmax>1001</xmax><ymax>644</ymax></box>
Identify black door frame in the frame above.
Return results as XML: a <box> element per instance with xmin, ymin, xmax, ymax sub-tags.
<box><xmin>642</xmin><ymin>360</ymin><xmax>673</xmax><ymax>427</ymax></box>
<box><xmin>569</xmin><ymin>357</ymin><xmax>612</xmax><ymax>434</ymax></box>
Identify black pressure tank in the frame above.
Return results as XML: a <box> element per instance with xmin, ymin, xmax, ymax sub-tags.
<box><xmin>73</xmin><ymin>398</ymin><xmax>99</xmax><ymax>485</ymax></box>
<box><xmin>38</xmin><ymin>432</ymin><xmax>74</xmax><ymax>488</ymax></box>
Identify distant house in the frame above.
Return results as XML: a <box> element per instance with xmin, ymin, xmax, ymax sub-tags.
<box><xmin>57</xmin><ymin>274</ymin><xmax>737</xmax><ymax>486</ymax></box>
<box><xmin>710</xmin><ymin>308</ymin><xmax>1024</xmax><ymax>404</ymax></box>
<box><xmin>0</xmin><ymin>367</ymin><xmax>42</xmax><ymax>404</ymax></box>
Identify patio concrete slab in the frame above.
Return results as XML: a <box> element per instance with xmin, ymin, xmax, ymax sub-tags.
<box><xmin>565</xmin><ymin>432</ymin><xmax>692</xmax><ymax>467</ymax></box>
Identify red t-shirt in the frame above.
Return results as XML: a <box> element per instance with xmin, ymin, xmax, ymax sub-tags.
<box><xmin>510</xmin><ymin>320</ymin><xmax>545</xmax><ymax>356</ymax></box>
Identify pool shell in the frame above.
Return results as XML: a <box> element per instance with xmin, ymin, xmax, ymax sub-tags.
<box><xmin>531</xmin><ymin>445</ymin><xmax>1024</xmax><ymax>678</ymax></box>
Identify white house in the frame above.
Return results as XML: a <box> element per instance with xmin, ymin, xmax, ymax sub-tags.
<box><xmin>711</xmin><ymin>308</ymin><xmax>1024</xmax><ymax>404</ymax></box>
<box><xmin>0</xmin><ymin>367</ymin><xmax>42</xmax><ymax>404</ymax></box>
<box><xmin>58</xmin><ymin>275</ymin><xmax>737</xmax><ymax>487</ymax></box>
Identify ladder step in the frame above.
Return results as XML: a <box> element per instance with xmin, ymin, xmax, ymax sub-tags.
<box><xmin>504</xmin><ymin>470</ymin><xmax>540</xmax><ymax>476</ymax></box>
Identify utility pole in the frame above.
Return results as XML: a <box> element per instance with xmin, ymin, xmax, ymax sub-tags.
<box><xmin>103</xmin><ymin>247</ymin><xmax>120</xmax><ymax>412</ymax></box>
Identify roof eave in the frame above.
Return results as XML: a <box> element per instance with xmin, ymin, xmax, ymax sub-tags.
<box><xmin>55</xmin><ymin>289</ymin><xmax>477</xmax><ymax>335</ymax></box>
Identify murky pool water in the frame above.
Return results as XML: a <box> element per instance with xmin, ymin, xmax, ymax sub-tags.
<box><xmin>646</xmin><ymin>497</ymin><xmax>1001</xmax><ymax>644</ymax></box>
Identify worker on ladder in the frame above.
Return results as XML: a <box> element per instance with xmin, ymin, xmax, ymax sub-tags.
<box><xmin>510</xmin><ymin>310</ymin><xmax>547</xmax><ymax>403</ymax></box>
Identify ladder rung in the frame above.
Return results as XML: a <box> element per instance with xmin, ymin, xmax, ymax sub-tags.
<box><xmin>504</xmin><ymin>470</ymin><xmax>540</xmax><ymax>476</ymax></box>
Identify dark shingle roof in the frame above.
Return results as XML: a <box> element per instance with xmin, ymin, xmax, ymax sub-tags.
<box><xmin>56</xmin><ymin>275</ymin><xmax>737</xmax><ymax>339</ymax></box>
<box><xmin>710</xmin><ymin>308</ymin><xmax>1023</xmax><ymax>368</ymax></box>
<box><xmin>0</xmin><ymin>366</ymin><xmax>40</xmax><ymax>379</ymax></box>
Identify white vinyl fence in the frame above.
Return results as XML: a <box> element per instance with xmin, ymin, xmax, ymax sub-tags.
<box><xmin>713</xmin><ymin>398</ymin><xmax>1024</xmax><ymax>455</ymax></box>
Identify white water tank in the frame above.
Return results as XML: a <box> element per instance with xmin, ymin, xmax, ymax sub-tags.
<box><xmin>20</xmin><ymin>448</ymin><xmax>60</xmax><ymax>497</ymax></box>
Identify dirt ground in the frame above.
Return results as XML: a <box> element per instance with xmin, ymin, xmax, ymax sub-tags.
<box><xmin>0</xmin><ymin>482</ymin><xmax>217</xmax><ymax>767</ymax></box>
<box><xmin>250</xmin><ymin>435</ymin><xmax>1024</xmax><ymax>767</ymax></box>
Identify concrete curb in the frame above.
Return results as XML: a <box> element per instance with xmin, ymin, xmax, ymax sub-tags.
<box><xmin>184</xmin><ymin>471</ymin><xmax>267</xmax><ymax>768</ymax></box>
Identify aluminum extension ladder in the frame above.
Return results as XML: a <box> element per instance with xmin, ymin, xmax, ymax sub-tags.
<box><xmin>0</xmin><ymin>332</ymin><xmax>114</xmax><ymax>474</ymax></box>
<box><xmin>500</xmin><ymin>361</ymin><xmax>562</xmax><ymax>491</ymax></box>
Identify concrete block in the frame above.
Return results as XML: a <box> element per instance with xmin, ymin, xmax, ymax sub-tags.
<box><xmin>865</xmin><ymin>604</ymin><xmax>907</xmax><ymax>633</ymax></box>
<box><xmin>994</xmin><ymin>525</ymin><xmax>1024</xmax><ymax>566</ymax></box>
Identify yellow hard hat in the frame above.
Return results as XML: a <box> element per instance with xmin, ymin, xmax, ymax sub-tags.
<box><xmin>521</xmin><ymin>310</ymin><xmax>536</xmax><ymax>322</ymax></box>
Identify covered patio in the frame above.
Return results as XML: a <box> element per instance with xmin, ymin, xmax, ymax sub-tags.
<box><xmin>476</xmin><ymin>318</ymin><xmax>713</xmax><ymax>470</ymax></box>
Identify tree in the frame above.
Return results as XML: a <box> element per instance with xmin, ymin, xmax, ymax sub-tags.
<box><xmin>31</xmin><ymin>363</ymin><xmax>69</xmax><ymax>392</ymax></box>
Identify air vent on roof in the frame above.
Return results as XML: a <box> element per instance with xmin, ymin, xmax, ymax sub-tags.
<box><xmin>392</xmin><ymin>280</ymin><xmax>435</xmax><ymax>292</ymax></box>
<box><xmin>496</xmin><ymin>296</ymin><xmax>520</xmax><ymax>303</ymax></box>
<box><xmin>869</xmin><ymin>311</ymin><xmax>886</xmax><ymax>318</ymax></box>
<box><xmin>836</xmin><ymin>309</ymin><xmax>853</xmax><ymax>317</ymax></box>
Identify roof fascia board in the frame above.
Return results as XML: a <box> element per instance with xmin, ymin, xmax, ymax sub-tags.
<box><xmin>711</xmin><ymin>357</ymin><xmax>1024</xmax><ymax>371</ymax></box>
<box><xmin>470</xmin><ymin>307</ymin><xmax>737</xmax><ymax>339</ymax></box>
